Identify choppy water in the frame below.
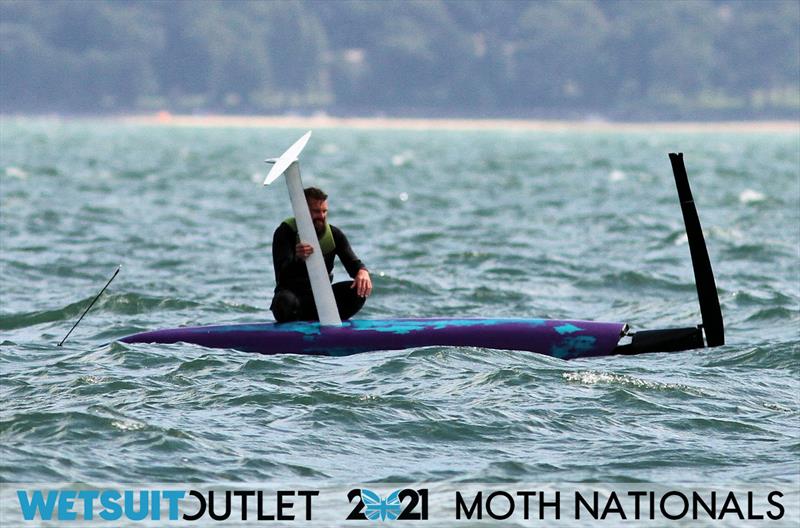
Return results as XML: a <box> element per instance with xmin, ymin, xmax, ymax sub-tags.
<box><xmin>1</xmin><ymin>119</ymin><xmax>798</xmax><ymax>525</ymax></box>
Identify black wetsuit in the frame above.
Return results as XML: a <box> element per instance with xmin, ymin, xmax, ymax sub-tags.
<box><xmin>270</xmin><ymin>221</ymin><xmax>367</xmax><ymax>322</ymax></box>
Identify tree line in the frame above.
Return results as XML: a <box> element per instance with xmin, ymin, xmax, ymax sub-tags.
<box><xmin>1</xmin><ymin>0</ymin><xmax>798</xmax><ymax>120</ymax></box>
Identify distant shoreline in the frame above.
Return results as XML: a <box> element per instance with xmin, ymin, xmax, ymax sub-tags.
<box><xmin>4</xmin><ymin>113</ymin><xmax>799</xmax><ymax>133</ymax></box>
<box><xmin>122</xmin><ymin>114</ymin><xmax>800</xmax><ymax>133</ymax></box>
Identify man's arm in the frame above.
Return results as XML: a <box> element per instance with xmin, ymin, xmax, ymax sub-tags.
<box><xmin>332</xmin><ymin>227</ymin><xmax>372</xmax><ymax>298</ymax></box>
<box><xmin>272</xmin><ymin>222</ymin><xmax>299</xmax><ymax>285</ymax></box>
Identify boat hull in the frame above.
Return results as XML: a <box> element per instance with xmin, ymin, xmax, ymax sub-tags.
<box><xmin>120</xmin><ymin>318</ymin><xmax>626</xmax><ymax>360</ymax></box>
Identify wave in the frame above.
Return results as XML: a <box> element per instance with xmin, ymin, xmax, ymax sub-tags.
<box><xmin>0</xmin><ymin>293</ymin><xmax>204</xmax><ymax>331</ymax></box>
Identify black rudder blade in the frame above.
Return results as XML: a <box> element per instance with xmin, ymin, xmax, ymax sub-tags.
<box><xmin>669</xmin><ymin>153</ymin><xmax>724</xmax><ymax>347</ymax></box>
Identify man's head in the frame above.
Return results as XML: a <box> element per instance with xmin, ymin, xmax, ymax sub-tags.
<box><xmin>304</xmin><ymin>187</ymin><xmax>328</xmax><ymax>235</ymax></box>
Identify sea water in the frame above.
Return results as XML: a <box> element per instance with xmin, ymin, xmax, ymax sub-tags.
<box><xmin>1</xmin><ymin>119</ymin><xmax>798</xmax><ymax>526</ymax></box>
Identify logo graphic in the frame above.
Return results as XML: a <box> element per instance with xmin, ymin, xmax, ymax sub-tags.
<box><xmin>346</xmin><ymin>487</ymin><xmax>428</xmax><ymax>521</ymax></box>
<box><xmin>361</xmin><ymin>489</ymin><xmax>402</xmax><ymax>521</ymax></box>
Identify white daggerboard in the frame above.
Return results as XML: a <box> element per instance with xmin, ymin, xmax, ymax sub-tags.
<box><xmin>264</xmin><ymin>132</ymin><xmax>342</xmax><ymax>326</ymax></box>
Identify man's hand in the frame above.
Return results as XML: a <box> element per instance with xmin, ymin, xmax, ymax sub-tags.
<box><xmin>295</xmin><ymin>242</ymin><xmax>314</xmax><ymax>260</ymax></box>
<box><xmin>351</xmin><ymin>269</ymin><xmax>372</xmax><ymax>298</ymax></box>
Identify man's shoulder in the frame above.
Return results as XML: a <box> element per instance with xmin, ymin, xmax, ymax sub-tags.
<box><xmin>274</xmin><ymin>221</ymin><xmax>345</xmax><ymax>239</ymax></box>
<box><xmin>330</xmin><ymin>224</ymin><xmax>348</xmax><ymax>240</ymax></box>
<box><xmin>274</xmin><ymin>220</ymin><xmax>295</xmax><ymax>237</ymax></box>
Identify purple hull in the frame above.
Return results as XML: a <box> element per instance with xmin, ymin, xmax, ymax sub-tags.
<box><xmin>120</xmin><ymin>318</ymin><xmax>626</xmax><ymax>360</ymax></box>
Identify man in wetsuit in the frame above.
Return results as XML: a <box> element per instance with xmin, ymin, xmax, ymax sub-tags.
<box><xmin>270</xmin><ymin>187</ymin><xmax>372</xmax><ymax>322</ymax></box>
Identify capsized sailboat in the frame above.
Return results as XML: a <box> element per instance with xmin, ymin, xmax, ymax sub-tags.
<box><xmin>121</xmin><ymin>135</ymin><xmax>723</xmax><ymax>359</ymax></box>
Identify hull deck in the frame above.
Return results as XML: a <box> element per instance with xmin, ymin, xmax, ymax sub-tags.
<box><xmin>120</xmin><ymin>318</ymin><xmax>627</xmax><ymax>360</ymax></box>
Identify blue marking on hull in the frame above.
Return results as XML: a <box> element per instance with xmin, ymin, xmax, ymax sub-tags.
<box><xmin>347</xmin><ymin>318</ymin><xmax>548</xmax><ymax>335</ymax></box>
<box><xmin>550</xmin><ymin>336</ymin><xmax>598</xmax><ymax>359</ymax></box>
<box><xmin>554</xmin><ymin>323</ymin><xmax>583</xmax><ymax>335</ymax></box>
